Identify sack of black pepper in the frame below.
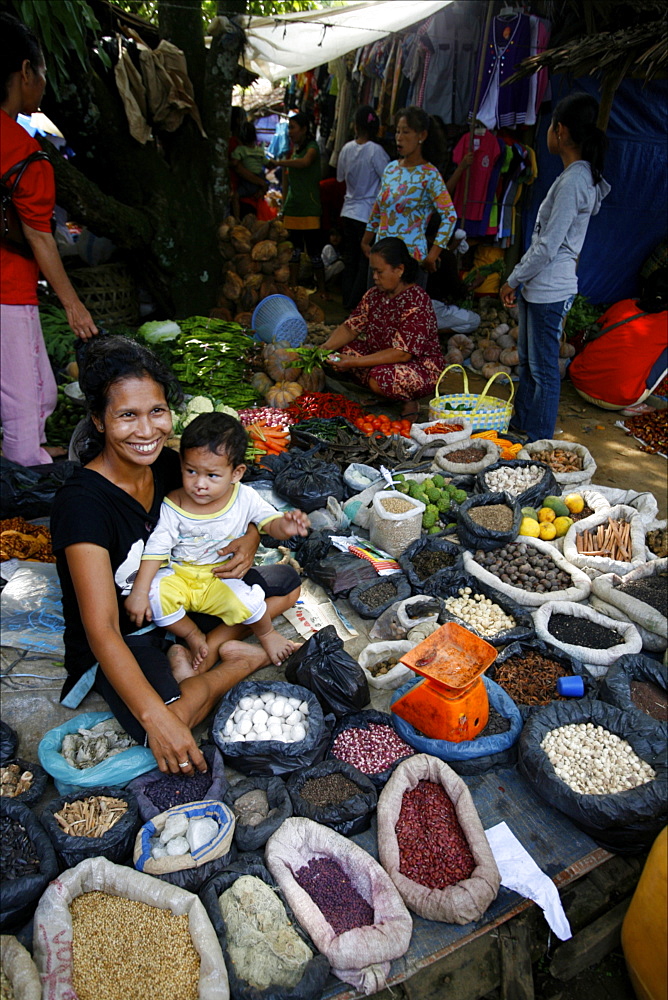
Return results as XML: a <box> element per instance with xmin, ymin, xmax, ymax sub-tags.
<box><xmin>0</xmin><ymin>757</ymin><xmax>48</xmax><ymax>809</ymax></box>
<box><xmin>491</xmin><ymin>638</ymin><xmax>594</xmax><ymax>720</ymax></box>
<box><xmin>265</xmin><ymin>817</ymin><xmax>413</xmax><ymax>995</ymax></box>
<box><xmin>456</xmin><ymin>491</ymin><xmax>522</xmax><ymax>552</ymax></box>
<box><xmin>326</xmin><ymin>710</ymin><xmax>415</xmax><ymax>789</ymax></box>
<box><xmin>591</xmin><ymin>559</ymin><xmax>667</xmax><ymax>640</ymax></box>
<box><xmin>598</xmin><ymin>654</ymin><xmax>667</xmax><ymax>738</ymax></box>
<box><xmin>348</xmin><ymin>572</ymin><xmax>412</xmax><ymax>619</ymax></box>
<box><xmin>532</xmin><ymin>601</ymin><xmax>642</xmax><ymax>675</ymax></box>
<box><xmin>0</xmin><ymin>799</ymin><xmax>59</xmax><ymax>933</ymax></box>
<box><xmin>476</xmin><ymin>459</ymin><xmax>559</xmax><ymax>509</ymax></box>
<box><xmin>224</xmin><ymin>776</ymin><xmax>293</xmax><ymax>852</ymax></box>
<box><xmin>0</xmin><ymin>934</ymin><xmax>41</xmax><ymax>1000</ymax></box>
<box><xmin>287</xmin><ymin>760</ymin><xmax>377</xmax><ymax>836</ymax></box>
<box><xmin>0</xmin><ymin>720</ymin><xmax>18</xmax><ymax>764</ymax></box>
<box><xmin>398</xmin><ymin>535</ymin><xmax>464</xmax><ymax>592</ymax></box>
<box><xmin>199</xmin><ymin>855</ymin><xmax>330</xmax><ymax>1000</ymax></box>
<box><xmin>376</xmin><ymin>754</ymin><xmax>500</xmax><ymax>922</ymax></box>
<box><xmin>40</xmin><ymin>785</ymin><xmax>141</xmax><ymax>869</ymax></box>
<box><xmin>423</xmin><ymin>573</ymin><xmax>534</xmax><ymax>647</ymax></box>
<box><xmin>518</xmin><ymin>699</ymin><xmax>668</xmax><ymax>853</ymax></box>
<box><xmin>127</xmin><ymin>742</ymin><xmax>228</xmax><ymax>822</ymax></box>
<box><xmin>284</xmin><ymin>627</ymin><xmax>370</xmax><ymax>718</ymax></box>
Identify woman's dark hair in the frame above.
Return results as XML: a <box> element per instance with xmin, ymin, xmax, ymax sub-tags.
<box><xmin>289</xmin><ymin>111</ymin><xmax>313</xmax><ymax>149</ymax></box>
<box><xmin>0</xmin><ymin>12</ymin><xmax>43</xmax><ymax>102</ymax></box>
<box><xmin>552</xmin><ymin>93</ymin><xmax>607</xmax><ymax>185</ymax></box>
<box><xmin>239</xmin><ymin>121</ymin><xmax>257</xmax><ymax>146</ymax></box>
<box><xmin>230</xmin><ymin>106</ymin><xmax>246</xmax><ymax>137</ymax></box>
<box><xmin>637</xmin><ymin>267</ymin><xmax>668</xmax><ymax>314</ymax></box>
<box><xmin>180</xmin><ymin>413</ymin><xmax>248</xmax><ymax>468</ymax></box>
<box><xmin>76</xmin><ymin>335</ymin><xmax>183</xmax><ymax>462</ymax></box>
<box><xmin>370</xmin><ymin>237</ymin><xmax>420</xmax><ymax>284</ymax></box>
<box><xmin>395</xmin><ymin>106</ymin><xmax>445</xmax><ymax>167</ymax></box>
<box><xmin>354</xmin><ymin>105</ymin><xmax>380</xmax><ymax>140</ymax></box>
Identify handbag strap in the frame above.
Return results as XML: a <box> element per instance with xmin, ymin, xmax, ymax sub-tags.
<box><xmin>471</xmin><ymin>370</ymin><xmax>516</xmax><ymax>412</ymax></box>
<box><xmin>585</xmin><ymin>311</ymin><xmax>648</xmax><ymax>346</ymax></box>
<box><xmin>1</xmin><ymin>151</ymin><xmax>50</xmax><ymax>192</ymax></box>
<box><xmin>434</xmin><ymin>363</ymin><xmax>469</xmax><ymax>399</ymax></box>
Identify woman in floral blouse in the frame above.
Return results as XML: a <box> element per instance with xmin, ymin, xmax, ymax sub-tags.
<box><xmin>321</xmin><ymin>237</ymin><xmax>443</xmax><ymax>416</ymax></box>
<box><xmin>361</xmin><ymin>107</ymin><xmax>457</xmax><ymax>288</ymax></box>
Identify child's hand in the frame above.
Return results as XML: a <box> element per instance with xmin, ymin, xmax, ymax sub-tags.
<box><xmin>282</xmin><ymin>510</ymin><xmax>311</xmax><ymax>537</ymax></box>
<box><xmin>125</xmin><ymin>591</ymin><xmax>152</xmax><ymax>628</ymax></box>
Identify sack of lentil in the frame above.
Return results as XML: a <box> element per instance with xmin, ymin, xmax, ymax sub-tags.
<box><xmin>533</xmin><ymin>601</ymin><xmax>643</xmax><ymax>677</ymax></box>
<box><xmin>0</xmin><ymin>799</ymin><xmax>59</xmax><ymax>933</ymax></box>
<box><xmin>357</xmin><ymin>640</ymin><xmax>415</xmax><ymax>690</ymax></box>
<box><xmin>265</xmin><ymin>817</ymin><xmax>413</xmax><ymax>994</ymax></box>
<box><xmin>591</xmin><ymin>559</ymin><xmax>667</xmax><ymax>639</ymax></box>
<box><xmin>0</xmin><ymin>721</ymin><xmax>18</xmax><ymax>764</ymax></box>
<box><xmin>434</xmin><ymin>438</ymin><xmax>500</xmax><ymax>475</ymax></box>
<box><xmin>462</xmin><ymin>537</ymin><xmax>592</xmax><ymax>607</ymax></box>
<box><xmin>491</xmin><ymin>638</ymin><xmax>593</xmax><ymax>719</ymax></box>
<box><xmin>33</xmin><ymin>856</ymin><xmax>230</xmax><ymax>1000</ymax></box>
<box><xmin>199</xmin><ymin>857</ymin><xmax>330</xmax><ymax>1000</ymax></box>
<box><xmin>517</xmin><ymin>699</ymin><xmax>668</xmax><ymax>853</ymax></box>
<box><xmin>398</xmin><ymin>535</ymin><xmax>464</xmax><ymax>591</ymax></box>
<box><xmin>376</xmin><ymin>753</ymin><xmax>500</xmax><ymax>922</ymax></box>
<box><xmin>456</xmin><ymin>492</ymin><xmax>522</xmax><ymax>552</ymax></box>
<box><xmin>588</xmin><ymin>595</ymin><xmax>667</xmax><ymax>653</ymax></box>
<box><xmin>391</xmin><ymin>677</ymin><xmax>523</xmax><ymax>775</ymax></box>
<box><xmin>224</xmin><ymin>776</ymin><xmax>293</xmax><ymax>852</ymax></box>
<box><xmin>127</xmin><ymin>742</ymin><xmax>228</xmax><ymax>822</ymax></box>
<box><xmin>348</xmin><ymin>572</ymin><xmax>412</xmax><ymax>619</ymax></box>
<box><xmin>423</xmin><ymin>575</ymin><xmax>534</xmax><ymax>647</ymax></box>
<box><xmin>476</xmin><ymin>459</ymin><xmax>559</xmax><ymax>509</ymax></box>
<box><xmin>0</xmin><ymin>934</ymin><xmax>41</xmax><ymax>1000</ymax></box>
<box><xmin>326</xmin><ymin>710</ymin><xmax>415</xmax><ymax>790</ymax></box>
<box><xmin>287</xmin><ymin>760</ymin><xmax>377</xmax><ymax>836</ymax></box>
<box><xmin>0</xmin><ymin>756</ymin><xmax>48</xmax><ymax>810</ymax></box>
<box><xmin>284</xmin><ymin>626</ymin><xmax>370</xmax><ymax>718</ymax></box>
<box><xmin>369</xmin><ymin>491</ymin><xmax>425</xmax><ymax>559</ymax></box>
<box><xmin>41</xmin><ymin>785</ymin><xmax>140</xmax><ymax>869</ymax></box>
<box><xmin>598</xmin><ymin>654</ymin><xmax>667</xmax><ymax>737</ymax></box>
<box><xmin>212</xmin><ymin>680</ymin><xmax>330</xmax><ymax>777</ymax></box>
<box><xmin>517</xmin><ymin>440</ymin><xmax>596</xmax><ymax>488</ymax></box>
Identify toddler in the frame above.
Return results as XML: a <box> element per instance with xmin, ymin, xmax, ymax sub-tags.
<box><xmin>125</xmin><ymin>413</ymin><xmax>309</xmax><ymax>671</ymax></box>
<box><xmin>231</xmin><ymin>121</ymin><xmax>268</xmax><ymax>201</ymax></box>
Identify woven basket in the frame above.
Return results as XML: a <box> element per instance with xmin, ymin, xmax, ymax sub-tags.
<box><xmin>68</xmin><ymin>262</ymin><xmax>138</xmax><ymax>326</ymax></box>
<box><xmin>429</xmin><ymin>363</ymin><xmax>514</xmax><ymax>432</ymax></box>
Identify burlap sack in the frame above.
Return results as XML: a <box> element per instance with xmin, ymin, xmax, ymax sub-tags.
<box><xmin>33</xmin><ymin>857</ymin><xmax>229</xmax><ymax>1000</ymax></box>
<box><xmin>434</xmin><ymin>438</ymin><xmax>500</xmax><ymax>475</ymax></box>
<box><xmin>533</xmin><ymin>600</ymin><xmax>643</xmax><ymax>677</ymax></box>
<box><xmin>563</xmin><ymin>505</ymin><xmax>647</xmax><ymax>579</ymax></box>
<box><xmin>462</xmin><ymin>537</ymin><xmax>591</xmax><ymax>606</ymax></box>
<box><xmin>357</xmin><ymin>639</ymin><xmax>415</xmax><ymax>690</ymax></box>
<box><xmin>376</xmin><ymin>754</ymin><xmax>500</xmax><ymax>922</ymax></box>
<box><xmin>588</xmin><ymin>596</ymin><xmax>667</xmax><ymax>653</ymax></box>
<box><xmin>410</xmin><ymin>417</ymin><xmax>473</xmax><ymax>455</ymax></box>
<box><xmin>133</xmin><ymin>799</ymin><xmax>235</xmax><ymax>875</ymax></box>
<box><xmin>518</xmin><ymin>439</ymin><xmax>596</xmax><ymax>487</ymax></box>
<box><xmin>265</xmin><ymin>817</ymin><xmax>412</xmax><ymax>995</ymax></box>
<box><xmin>0</xmin><ymin>935</ymin><xmax>41</xmax><ymax>1000</ymax></box>
<box><xmin>591</xmin><ymin>559</ymin><xmax>667</xmax><ymax>639</ymax></box>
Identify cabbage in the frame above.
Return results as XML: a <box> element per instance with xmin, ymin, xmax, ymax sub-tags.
<box><xmin>185</xmin><ymin>396</ymin><xmax>214</xmax><ymax>414</ymax></box>
<box><xmin>214</xmin><ymin>403</ymin><xmax>238</xmax><ymax>418</ymax></box>
<box><xmin>137</xmin><ymin>319</ymin><xmax>181</xmax><ymax>343</ymax></box>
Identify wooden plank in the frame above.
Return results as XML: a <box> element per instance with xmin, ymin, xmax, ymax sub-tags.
<box><xmin>499</xmin><ymin>922</ymin><xmax>535</xmax><ymax>1000</ymax></box>
<box><xmin>548</xmin><ymin>898</ymin><xmax>631</xmax><ymax>981</ymax></box>
<box><xmin>402</xmin><ymin>933</ymin><xmax>500</xmax><ymax>1000</ymax></box>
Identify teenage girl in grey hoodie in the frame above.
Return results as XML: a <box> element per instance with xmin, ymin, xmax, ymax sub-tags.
<box><xmin>500</xmin><ymin>93</ymin><xmax>610</xmax><ymax>441</ymax></box>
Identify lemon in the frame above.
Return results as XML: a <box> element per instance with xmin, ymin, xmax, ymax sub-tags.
<box><xmin>553</xmin><ymin>516</ymin><xmax>574</xmax><ymax>537</ymax></box>
<box><xmin>539</xmin><ymin>522</ymin><xmax>557</xmax><ymax>541</ymax></box>
<box><xmin>564</xmin><ymin>494</ymin><xmax>585</xmax><ymax>514</ymax></box>
<box><xmin>538</xmin><ymin>507</ymin><xmax>556</xmax><ymax>523</ymax></box>
<box><xmin>519</xmin><ymin>517</ymin><xmax>540</xmax><ymax>537</ymax></box>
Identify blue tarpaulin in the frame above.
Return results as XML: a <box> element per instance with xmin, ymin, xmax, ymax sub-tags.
<box><xmin>523</xmin><ymin>74</ymin><xmax>668</xmax><ymax>305</ymax></box>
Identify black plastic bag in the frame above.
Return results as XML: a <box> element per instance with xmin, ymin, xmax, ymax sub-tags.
<box><xmin>224</xmin><ymin>776</ymin><xmax>292</xmax><ymax>852</ymax></box>
<box><xmin>399</xmin><ymin>534</ymin><xmax>464</xmax><ymax>592</ymax></box>
<box><xmin>518</xmin><ymin>699</ymin><xmax>667</xmax><ymax>853</ymax></box>
<box><xmin>155</xmin><ymin>843</ymin><xmax>237</xmax><ymax>893</ymax></box>
<box><xmin>423</xmin><ymin>573</ymin><xmax>534</xmax><ymax>647</ymax></box>
<box><xmin>456</xmin><ymin>491</ymin><xmax>522</xmax><ymax>552</ymax></box>
<box><xmin>0</xmin><ymin>457</ymin><xmax>79</xmax><ymax>520</ymax></box>
<box><xmin>0</xmin><ymin>757</ymin><xmax>49</xmax><ymax>809</ymax></box>
<box><xmin>599</xmin><ymin>655</ymin><xmax>667</xmax><ymax>737</ymax></box>
<box><xmin>273</xmin><ymin>449</ymin><xmax>345</xmax><ymax>513</ymax></box>
<box><xmin>0</xmin><ymin>720</ymin><xmax>18</xmax><ymax>763</ymax></box>
<box><xmin>492</xmin><ymin>637</ymin><xmax>594</xmax><ymax>720</ymax></box>
<box><xmin>199</xmin><ymin>856</ymin><xmax>330</xmax><ymax>1000</ymax></box>
<box><xmin>284</xmin><ymin>626</ymin><xmax>370</xmax><ymax>718</ymax></box>
<box><xmin>0</xmin><ymin>798</ymin><xmax>59</xmax><ymax>932</ymax></box>
<box><xmin>127</xmin><ymin>742</ymin><xmax>228</xmax><ymax>822</ymax></box>
<box><xmin>475</xmin><ymin>460</ymin><xmax>558</xmax><ymax>509</ymax></box>
<box><xmin>327</xmin><ymin>710</ymin><xmax>414</xmax><ymax>790</ymax></box>
<box><xmin>211</xmin><ymin>680</ymin><xmax>331</xmax><ymax>777</ymax></box>
<box><xmin>286</xmin><ymin>759</ymin><xmax>377</xmax><ymax>836</ymax></box>
<box><xmin>306</xmin><ymin>550</ymin><xmax>378</xmax><ymax>597</ymax></box>
<box><xmin>40</xmin><ymin>784</ymin><xmax>141</xmax><ymax>868</ymax></box>
<box><xmin>348</xmin><ymin>572</ymin><xmax>412</xmax><ymax>619</ymax></box>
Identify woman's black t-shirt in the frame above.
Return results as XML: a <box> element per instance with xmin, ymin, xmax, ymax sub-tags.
<box><xmin>50</xmin><ymin>449</ymin><xmax>181</xmax><ymax>699</ymax></box>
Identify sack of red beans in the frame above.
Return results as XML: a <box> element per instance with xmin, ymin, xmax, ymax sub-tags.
<box><xmin>376</xmin><ymin>754</ymin><xmax>500</xmax><ymax>923</ymax></box>
<box><xmin>224</xmin><ymin>775</ymin><xmax>293</xmax><ymax>852</ymax></box>
<box><xmin>127</xmin><ymin>742</ymin><xmax>228</xmax><ymax>822</ymax></box>
<box><xmin>265</xmin><ymin>816</ymin><xmax>413</xmax><ymax>994</ymax></box>
<box><xmin>326</xmin><ymin>710</ymin><xmax>415</xmax><ymax>789</ymax></box>
<box><xmin>284</xmin><ymin>626</ymin><xmax>370</xmax><ymax>719</ymax></box>
<box><xmin>286</xmin><ymin>759</ymin><xmax>378</xmax><ymax>836</ymax></box>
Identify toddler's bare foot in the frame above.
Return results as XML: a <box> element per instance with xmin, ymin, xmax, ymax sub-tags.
<box><xmin>167</xmin><ymin>643</ymin><xmax>196</xmax><ymax>683</ymax></box>
<box><xmin>258</xmin><ymin>629</ymin><xmax>298</xmax><ymax>666</ymax></box>
<box><xmin>183</xmin><ymin>626</ymin><xmax>209</xmax><ymax>671</ymax></box>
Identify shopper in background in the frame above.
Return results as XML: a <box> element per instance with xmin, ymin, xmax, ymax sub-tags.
<box><xmin>230</xmin><ymin>120</ymin><xmax>269</xmax><ymax>216</ymax></box>
<box><xmin>337</xmin><ymin>105</ymin><xmax>390</xmax><ymax>309</ymax></box>
<box><xmin>500</xmin><ymin>93</ymin><xmax>610</xmax><ymax>441</ymax></box>
<box><xmin>1</xmin><ymin>13</ymin><xmax>97</xmax><ymax>467</ymax></box>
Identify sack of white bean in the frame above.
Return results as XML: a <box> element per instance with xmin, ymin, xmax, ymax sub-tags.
<box><xmin>456</xmin><ymin>491</ymin><xmax>522</xmax><ymax>552</ymax></box>
<box><xmin>533</xmin><ymin>601</ymin><xmax>643</xmax><ymax>676</ymax></box>
<box><xmin>376</xmin><ymin>754</ymin><xmax>500</xmax><ymax>922</ymax></box>
<box><xmin>40</xmin><ymin>784</ymin><xmax>140</xmax><ymax>869</ymax></box>
<box><xmin>591</xmin><ymin>559</ymin><xmax>667</xmax><ymax>638</ymax></box>
<box><xmin>0</xmin><ymin>934</ymin><xmax>41</xmax><ymax>1000</ymax></box>
<box><xmin>476</xmin><ymin>459</ymin><xmax>558</xmax><ymax>509</ymax></box>
<box><xmin>423</xmin><ymin>575</ymin><xmax>534</xmax><ymax>647</ymax></box>
<box><xmin>287</xmin><ymin>759</ymin><xmax>378</xmax><ymax>836</ymax></box>
<box><xmin>265</xmin><ymin>817</ymin><xmax>413</xmax><ymax>994</ymax></box>
<box><xmin>598</xmin><ymin>654</ymin><xmax>667</xmax><ymax>737</ymax></box>
<box><xmin>224</xmin><ymin>775</ymin><xmax>293</xmax><ymax>852</ymax></box>
<box><xmin>518</xmin><ymin>700</ymin><xmax>668</xmax><ymax>852</ymax></box>
<box><xmin>284</xmin><ymin>626</ymin><xmax>371</xmax><ymax>718</ymax></box>
<box><xmin>1</xmin><ymin>799</ymin><xmax>59</xmax><ymax>933</ymax></box>
<box><xmin>33</xmin><ymin>856</ymin><xmax>230</xmax><ymax>1000</ymax></box>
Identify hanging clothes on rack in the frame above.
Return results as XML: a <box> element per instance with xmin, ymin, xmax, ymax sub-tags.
<box><xmin>525</xmin><ymin>15</ymin><xmax>552</xmax><ymax>125</ymax></box>
<box><xmin>451</xmin><ymin>127</ymin><xmax>502</xmax><ymax>222</ymax></box>
<box><xmin>474</xmin><ymin>11</ymin><xmax>532</xmax><ymax>130</ymax></box>
<box><xmin>420</xmin><ymin>4</ymin><xmax>482</xmax><ymax>125</ymax></box>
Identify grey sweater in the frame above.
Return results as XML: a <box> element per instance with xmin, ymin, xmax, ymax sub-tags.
<box><xmin>508</xmin><ymin>160</ymin><xmax>611</xmax><ymax>303</ymax></box>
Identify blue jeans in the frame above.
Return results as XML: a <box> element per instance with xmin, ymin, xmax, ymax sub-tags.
<box><xmin>514</xmin><ymin>293</ymin><xmax>574</xmax><ymax>441</ymax></box>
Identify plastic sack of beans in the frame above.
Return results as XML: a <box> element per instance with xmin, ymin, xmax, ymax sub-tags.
<box><xmin>199</xmin><ymin>856</ymin><xmax>330</xmax><ymax>1000</ymax></box>
<box><xmin>224</xmin><ymin>775</ymin><xmax>293</xmax><ymax>852</ymax></box>
<box><xmin>33</xmin><ymin>856</ymin><xmax>230</xmax><ymax>1000</ymax></box>
<box><xmin>284</xmin><ymin>626</ymin><xmax>370</xmax><ymax>719</ymax></box>
<box><xmin>518</xmin><ymin>699</ymin><xmax>668</xmax><ymax>853</ymax></box>
<box><xmin>398</xmin><ymin>535</ymin><xmax>464</xmax><ymax>593</ymax></box>
<box><xmin>456</xmin><ymin>491</ymin><xmax>522</xmax><ymax>553</ymax></box>
<box><xmin>286</xmin><ymin>759</ymin><xmax>377</xmax><ymax>837</ymax></box>
<box><xmin>598</xmin><ymin>654</ymin><xmax>667</xmax><ymax>738</ymax></box>
<box><xmin>127</xmin><ymin>742</ymin><xmax>228</xmax><ymax>822</ymax></box>
<box><xmin>0</xmin><ymin>933</ymin><xmax>41</xmax><ymax>1000</ymax></box>
<box><xmin>327</xmin><ymin>710</ymin><xmax>415</xmax><ymax>789</ymax></box>
<box><xmin>1</xmin><ymin>799</ymin><xmax>59</xmax><ymax>934</ymax></box>
<box><xmin>476</xmin><ymin>459</ymin><xmax>558</xmax><ymax>509</ymax></box>
<box><xmin>532</xmin><ymin>600</ymin><xmax>643</xmax><ymax>677</ymax></box>
<box><xmin>40</xmin><ymin>784</ymin><xmax>140</xmax><ymax>869</ymax></box>
<box><xmin>491</xmin><ymin>638</ymin><xmax>593</xmax><ymax>719</ymax></box>
<box><xmin>591</xmin><ymin>558</ymin><xmax>667</xmax><ymax>639</ymax></box>
<box><xmin>423</xmin><ymin>573</ymin><xmax>534</xmax><ymax>648</ymax></box>
<box><xmin>265</xmin><ymin>816</ymin><xmax>413</xmax><ymax>995</ymax></box>
<box><xmin>376</xmin><ymin>753</ymin><xmax>500</xmax><ymax>922</ymax></box>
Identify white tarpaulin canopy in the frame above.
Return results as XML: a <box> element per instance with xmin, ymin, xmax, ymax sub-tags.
<box><xmin>242</xmin><ymin>0</ymin><xmax>453</xmax><ymax>82</ymax></box>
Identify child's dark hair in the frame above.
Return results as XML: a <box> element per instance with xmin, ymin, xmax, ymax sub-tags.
<box><xmin>552</xmin><ymin>93</ymin><xmax>607</xmax><ymax>185</ymax></box>
<box><xmin>180</xmin><ymin>413</ymin><xmax>248</xmax><ymax>468</ymax></box>
<box><xmin>239</xmin><ymin>121</ymin><xmax>257</xmax><ymax>146</ymax></box>
<box><xmin>354</xmin><ymin>105</ymin><xmax>379</xmax><ymax>140</ymax></box>
<box><xmin>395</xmin><ymin>106</ymin><xmax>445</xmax><ymax>167</ymax></box>
<box><xmin>370</xmin><ymin>237</ymin><xmax>420</xmax><ymax>284</ymax></box>
<box><xmin>0</xmin><ymin>12</ymin><xmax>43</xmax><ymax>102</ymax></box>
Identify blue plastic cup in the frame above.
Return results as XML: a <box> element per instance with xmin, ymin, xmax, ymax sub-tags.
<box><xmin>557</xmin><ymin>675</ymin><xmax>585</xmax><ymax>697</ymax></box>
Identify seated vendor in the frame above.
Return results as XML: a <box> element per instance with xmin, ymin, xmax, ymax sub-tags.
<box><xmin>321</xmin><ymin>237</ymin><xmax>444</xmax><ymax>418</ymax></box>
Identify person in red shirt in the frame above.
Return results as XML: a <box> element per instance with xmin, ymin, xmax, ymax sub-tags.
<box><xmin>1</xmin><ymin>13</ymin><xmax>97</xmax><ymax>467</ymax></box>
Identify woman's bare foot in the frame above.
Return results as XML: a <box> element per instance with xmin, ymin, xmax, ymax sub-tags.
<box><xmin>258</xmin><ymin>628</ymin><xmax>298</xmax><ymax>666</ymax></box>
<box><xmin>167</xmin><ymin>643</ymin><xmax>197</xmax><ymax>683</ymax></box>
<box><xmin>401</xmin><ymin>400</ymin><xmax>420</xmax><ymax>420</ymax></box>
<box><xmin>182</xmin><ymin>625</ymin><xmax>208</xmax><ymax>671</ymax></box>
<box><xmin>216</xmin><ymin>639</ymin><xmax>271</xmax><ymax>675</ymax></box>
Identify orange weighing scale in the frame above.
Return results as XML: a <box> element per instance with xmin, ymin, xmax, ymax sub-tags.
<box><xmin>391</xmin><ymin>622</ymin><xmax>498</xmax><ymax>742</ymax></box>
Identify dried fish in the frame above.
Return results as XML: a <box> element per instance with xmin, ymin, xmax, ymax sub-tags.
<box><xmin>59</xmin><ymin>718</ymin><xmax>137</xmax><ymax>770</ymax></box>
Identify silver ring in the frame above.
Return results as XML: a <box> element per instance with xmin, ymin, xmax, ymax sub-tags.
<box><xmin>178</xmin><ymin>761</ymin><xmax>189</xmax><ymax>767</ymax></box>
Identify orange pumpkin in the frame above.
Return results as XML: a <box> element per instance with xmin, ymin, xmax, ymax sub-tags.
<box><xmin>266</xmin><ymin>381</ymin><xmax>303</xmax><ymax>409</ymax></box>
<box><xmin>262</xmin><ymin>341</ymin><xmax>300</xmax><ymax>382</ymax></box>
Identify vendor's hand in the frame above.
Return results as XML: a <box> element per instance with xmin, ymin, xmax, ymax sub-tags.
<box><xmin>461</xmin><ymin>150</ymin><xmax>474</xmax><ymax>169</ymax></box>
<box><xmin>361</xmin><ymin>240</ymin><xmax>372</xmax><ymax>260</ymax></box>
<box><xmin>213</xmin><ymin>533</ymin><xmax>258</xmax><ymax>579</ymax></box>
<box><xmin>422</xmin><ymin>250</ymin><xmax>441</xmax><ymax>274</ymax></box>
<box><xmin>145</xmin><ymin>710</ymin><xmax>207</xmax><ymax>775</ymax></box>
<box><xmin>65</xmin><ymin>298</ymin><xmax>98</xmax><ymax>341</ymax></box>
<box><xmin>500</xmin><ymin>282</ymin><xmax>516</xmax><ymax>307</ymax></box>
<box><xmin>327</xmin><ymin>353</ymin><xmax>356</xmax><ymax>372</ymax></box>
<box><xmin>281</xmin><ymin>510</ymin><xmax>311</xmax><ymax>537</ymax></box>
<box><xmin>124</xmin><ymin>591</ymin><xmax>151</xmax><ymax>628</ymax></box>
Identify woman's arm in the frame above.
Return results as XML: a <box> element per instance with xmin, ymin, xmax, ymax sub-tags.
<box><xmin>423</xmin><ymin>170</ymin><xmax>458</xmax><ymax>272</ymax></box>
<box><xmin>446</xmin><ymin>150</ymin><xmax>473</xmax><ymax>195</ymax></box>
<box><xmin>272</xmin><ymin>146</ymin><xmax>318</xmax><ymax>170</ymax></box>
<box><xmin>21</xmin><ymin>227</ymin><xmax>98</xmax><ymax>340</ymax></box>
<box><xmin>65</xmin><ymin>542</ymin><xmax>206</xmax><ymax>773</ymax></box>
<box><xmin>329</xmin><ymin>346</ymin><xmax>410</xmax><ymax>371</ymax></box>
<box><xmin>233</xmin><ymin>162</ymin><xmax>268</xmax><ymax>192</ymax></box>
<box><xmin>506</xmin><ymin>177</ymin><xmax>583</xmax><ymax>290</ymax></box>
<box><xmin>212</xmin><ymin>523</ymin><xmax>261</xmax><ymax>579</ymax></box>
<box><xmin>321</xmin><ymin>322</ymin><xmax>358</xmax><ymax>352</ymax></box>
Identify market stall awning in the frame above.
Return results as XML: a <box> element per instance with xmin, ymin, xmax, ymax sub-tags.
<box><xmin>242</xmin><ymin>0</ymin><xmax>454</xmax><ymax>82</ymax></box>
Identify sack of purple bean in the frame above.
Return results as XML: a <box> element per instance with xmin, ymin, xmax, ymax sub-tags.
<box><xmin>284</xmin><ymin>626</ymin><xmax>370</xmax><ymax>719</ymax></box>
<box><xmin>224</xmin><ymin>775</ymin><xmax>293</xmax><ymax>852</ymax></box>
<box><xmin>326</xmin><ymin>710</ymin><xmax>415</xmax><ymax>789</ymax></box>
<box><xmin>376</xmin><ymin>754</ymin><xmax>500</xmax><ymax>923</ymax></box>
<box><xmin>286</xmin><ymin>759</ymin><xmax>378</xmax><ymax>837</ymax></box>
<box><xmin>127</xmin><ymin>742</ymin><xmax>228</xmax><ymax>822</ymax></box>
<box><xmin>265</xmin><ymin>816</ymin><xmax>413</xmax><ymax>994</ymax></box>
